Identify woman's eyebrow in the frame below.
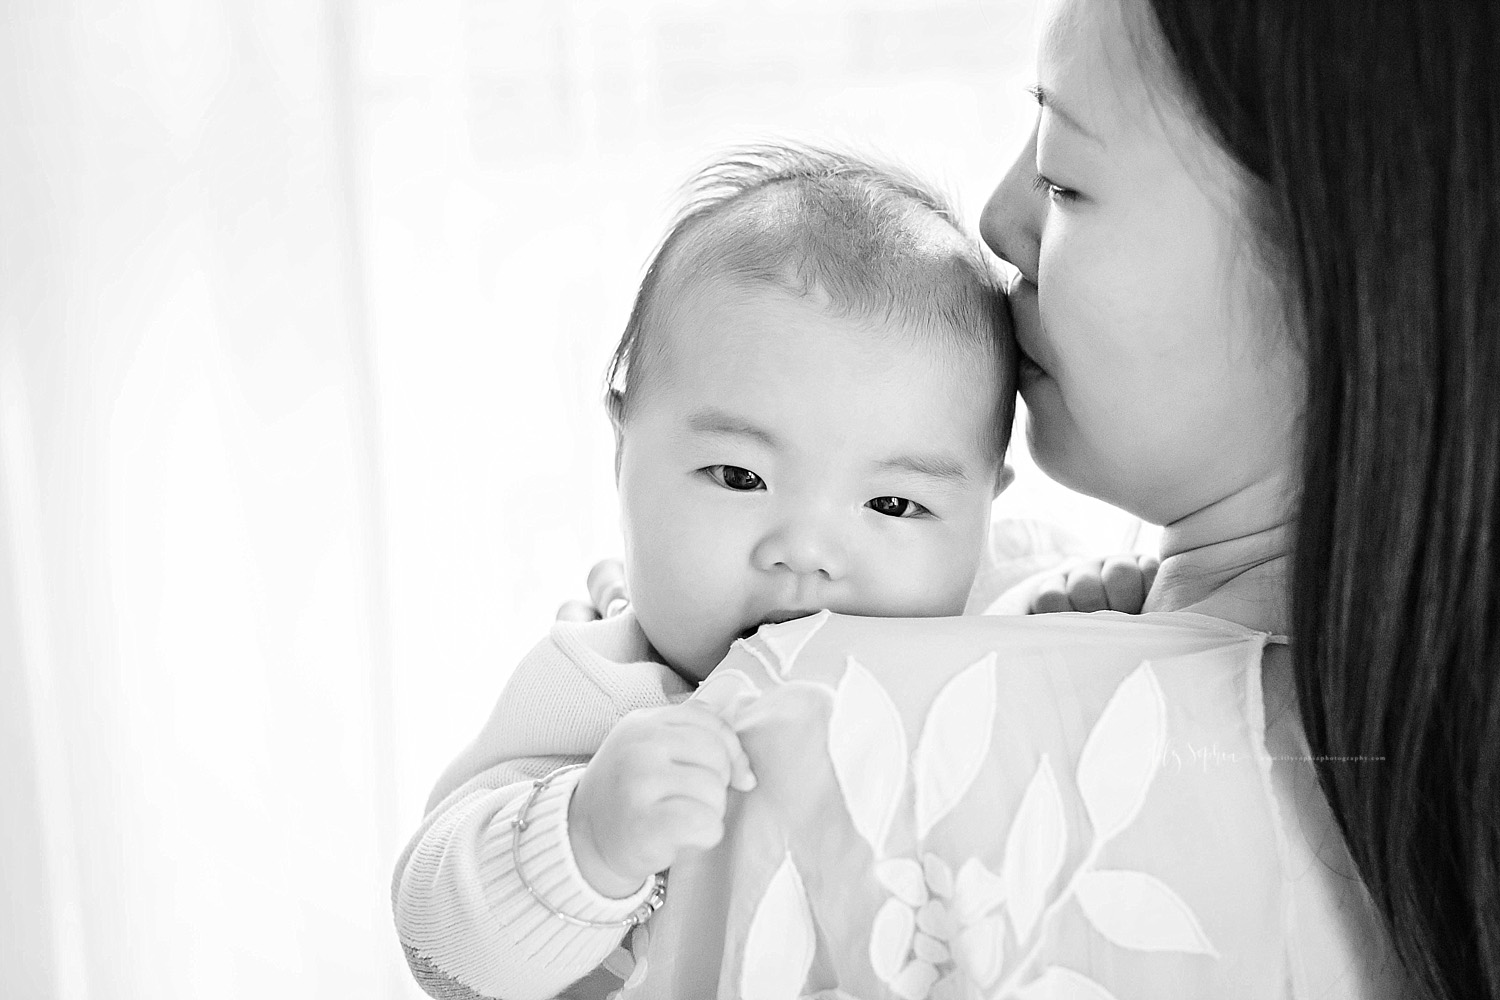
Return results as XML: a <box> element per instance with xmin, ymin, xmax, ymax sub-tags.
<box><xmin>1029</xmin><ymin>84</ymin><xmax>1103</xmax><ymax>146</ymax></box>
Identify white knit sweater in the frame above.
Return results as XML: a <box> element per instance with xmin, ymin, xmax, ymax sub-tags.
<box><xmin>393</xmin><ymin>610</ymin><xmax>692</xmax><ymax>1000</ymax></box>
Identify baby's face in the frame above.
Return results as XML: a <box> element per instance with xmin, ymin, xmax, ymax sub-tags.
<box><xmin>616</xmin><ymin>276</ymin><xmax>1010</xmax><ymax>681</ymax></box>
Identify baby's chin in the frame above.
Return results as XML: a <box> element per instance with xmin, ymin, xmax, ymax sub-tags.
<box><xmin>643</xmin><ymin>626</ymin><xmax>736</xmax><ymax>686</ymax></box>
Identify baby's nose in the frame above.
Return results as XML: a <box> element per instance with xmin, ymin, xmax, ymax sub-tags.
<box><xmin>751</xmin><ymin>519</ymin><xmax>848</xmax><ymax>581</ymax></box>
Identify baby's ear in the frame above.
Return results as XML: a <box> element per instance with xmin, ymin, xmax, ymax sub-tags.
<box><xmin>994</xmin><ymin>463</ymin><xmax>1015</xmax><ymax>497</ymax></box>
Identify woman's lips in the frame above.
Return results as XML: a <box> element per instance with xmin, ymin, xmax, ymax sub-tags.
<box><xmin>1005</xmin><ymin>275</ymin><xmax>1049</xmax><ymax>377</ymax></box>
<box><xmin>1019</xmin><ymin>351</ymin><xmax>1047</xmax><ymax>385</ymax></box>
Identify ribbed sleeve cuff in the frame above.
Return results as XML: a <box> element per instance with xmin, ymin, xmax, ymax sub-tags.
<box><xmin>477</xmin><ymin>766</ymin><xmax>655</xmax><ymax>963</ymax></box>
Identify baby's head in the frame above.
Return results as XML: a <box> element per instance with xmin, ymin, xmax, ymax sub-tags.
<box><xmin>606</xmin><ymin>145</ymin><xmax>1017</xmax><ymax>681</ymax></box>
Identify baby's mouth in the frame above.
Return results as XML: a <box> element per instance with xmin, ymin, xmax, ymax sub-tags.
<box><xmin>736</xmin><ymin>608</ymin><xmax>823</xmax><ymax>640</ymax></box>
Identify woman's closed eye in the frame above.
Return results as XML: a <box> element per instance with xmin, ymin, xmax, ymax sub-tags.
<box><xmin>866</xmin><ymin>496</ymin><xmax>931</xmax><ymax>519</ymax></box>
<box><xmin>1031</xmin><ymin>171</ymin><xmax>1078</xmax><ymax>204</ymax></box>
<box><xmin>705</xmin><ymin>465</ymin><xmax>765</xmax><ymax>491</ymax></box>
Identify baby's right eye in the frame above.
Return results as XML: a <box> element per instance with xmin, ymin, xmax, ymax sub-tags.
<box><xmin>706</xmin><ymin>465</ymin><xmax>765</xmax><ymax>491</ymax></box>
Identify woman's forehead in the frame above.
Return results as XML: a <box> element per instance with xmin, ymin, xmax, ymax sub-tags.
<box><xmin>1038</xmin><ymin>0</ymin><xmax>1240</xmax><ymax>190</ymax></box>
<box><xmin>1036</xmin><ymin>0</ymin><xmax>1179</xmax><ymax>147</ymax></box>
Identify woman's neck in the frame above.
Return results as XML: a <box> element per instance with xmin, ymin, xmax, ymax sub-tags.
<box><xmin>1144</xmin><ymin>492</ymin><xmax>1294</xmax><ymax>635</ymax></box>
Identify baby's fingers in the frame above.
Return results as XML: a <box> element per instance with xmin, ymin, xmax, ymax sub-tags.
<box><xmin>1064</xmin><ymin>563</ymin><xmax>1110</xmax><ymax>612</ymax></box>
<box><xmin>1100</xmin><ymin>554</ymin><xmax>1146</xmax><ymax>613</ymax></box>
<box><xmin>670</xmin><ymin>702</ymin><xmax>756</xmax><ymax>792</ymax></box>
<box><xmin>587</xmin><ymin>559</ymin><xmax>630</xmax><ymax>618</ymax></box>
<box><xmin>556</xmin><ymin>599</ymin><xmax>599</xmax><ymax>623</ymax></box>
<box><xmin>1028</xmin><ymin>572</ymin><xmax>1073</xmax><ymax>614</ymax></box>
<box><xmin>1139</xmin><ymin>553</ymin><xmax>1160</xmax><ymax>594</ymax></box>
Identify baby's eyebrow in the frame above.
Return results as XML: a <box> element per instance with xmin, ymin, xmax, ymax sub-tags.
<box><xmin>686</xmin><ymin>408</ymin><xmax>781</xmax><ymax>449</ymax></box>
<box><xmin>874</xmin><ymin>453</ymin><xmax>972</xmax><ymax>484</ymax></box>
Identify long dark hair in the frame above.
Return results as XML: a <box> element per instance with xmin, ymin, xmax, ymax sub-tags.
<box><xmin>1141</xmin><ymin>0</ymin><xmax>1499</xmax><ymax>996</ymax></box>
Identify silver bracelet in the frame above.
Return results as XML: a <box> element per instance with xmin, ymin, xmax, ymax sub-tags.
<box><xmin>511</xmin><ymin>764</ymin><xmax>668</xmax><ymax>929</ymax></box>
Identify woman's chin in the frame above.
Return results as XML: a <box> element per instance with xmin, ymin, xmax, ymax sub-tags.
<box><xmin>1019</xmin><ymin>386</ymin><xmax>1085</xmax><ymax>494</ymax></box>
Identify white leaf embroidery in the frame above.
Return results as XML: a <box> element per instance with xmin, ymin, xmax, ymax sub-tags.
<box><xmin>869</xmin><ymin>897</ymin><xmax>917</xmax><ymax>985</ymax></box>
<box><xmin>1012</xmin><ymin>966</ymin><xmax>1119</xmax><ymax>1000</ymax></box>
<box><xmin>741</xmin><ymin>642</ymin><xmax>781</xmax><ymax>680</ymax></box>
<box><xmin>1074</xmin><ymin>869</ymin><xmax>1218</xmax><ymax>957</ymax></box>
<box><xmin>742</xmin><ymin>854</ymin><xmax>817</xmax><ymax>1000</ymax></box>
<box><xmin>1075</xmin><ymin>663</ymin><xmax>1167</xmax><ymax>843</ymax></box>
<box><xmin>876</xmin><ymin>858</ymin><xmax>929</xmax><ymax>907</ymax></box>
<box><xmin>912</xmin><ymin>653</ymin><xmax>997</xmax><ymax>840</ymax></box>
<box><xmin>915</xmin><ymin>899</ymin><xmax>953</xmax><ymax>940</ymax></box>
<box><xmin>952</xmin><ymin>857</ymin><xmax>1007</xmax><ymax>926</ymax></box>
<box><xmin>912</xmin><ymin>931</ymin><xmax>949</xmax><ymax>964</ymax></box>
<box><xmin>891</xmin><ymin>959</ymin><xmax>940</xmax><ymax>1000</ymax></box>
<box><xmin>828</xmin><ymin>656</ymin><xmax>908</xmax><ymax>857</ymax></box>
<box><xmin>692</xmin><ymin>668</ymin><xmax>763</xmax><ymax>729</ymax></box>
<box><xmin>955</xmin><ymin>913</ymin><xmax>1006</xmax><ymax>989</ymax></box>
<box><xmin>1000</xmin><ymin>755</ymin><xmax>1066</xmax><ymax>943</ymax></box>
<box><xmin>760</xmin><ymin>610</ymin><xmax>831</xmax><ymax>677</ymax></box>
<box><xmin>921</xmin><ymin>852</ymin><xmax>954</xmax><ymax>899</ymax></box>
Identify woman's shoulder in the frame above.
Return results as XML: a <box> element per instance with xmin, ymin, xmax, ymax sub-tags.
<box><xmin>682</xmin><ymin>610</ymin><xmax>1405</xmax><ymax>999</ymax></box>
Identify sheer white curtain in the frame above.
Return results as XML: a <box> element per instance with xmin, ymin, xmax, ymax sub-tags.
<box><xmin>1</xmin><ymin>2</ymin><xmax>1143</xmax><ymax>998</ymax></box>
<box><xmin>0</xmin><ymin>1</ymin><xmax>412</xmax><ymax>997</ymax></box>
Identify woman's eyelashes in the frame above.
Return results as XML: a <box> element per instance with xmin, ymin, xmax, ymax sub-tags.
<box><xmin>1031</xmin><ymin>171</ymin><xmax>1077</xmax><ymax>204</ymax></box>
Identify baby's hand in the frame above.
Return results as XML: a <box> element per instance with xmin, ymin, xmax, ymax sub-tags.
<box><xmin>1027</xmin><ymin>553</ymin><xmax>1160</xmax><ymax>615</ymax></box>
<box><xmin>568</xmin><ymin>701</ymin><xmax>756</xmax><ymax>898</ymax></box>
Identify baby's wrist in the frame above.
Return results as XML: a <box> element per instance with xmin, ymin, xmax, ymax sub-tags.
<box><xmin>567</xmin><ymin>784</ymin><xmax>651</xmax><ymax>899</ymax></box>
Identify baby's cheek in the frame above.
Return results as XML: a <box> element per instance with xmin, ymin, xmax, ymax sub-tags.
<box><xmin>630</xmin><ymin>549</ymin><xmax>740</xmax><ymax>679</ymax></box>
<box><xmin>900</xmin><ymin>528</ymin><xmax>985</xmax><ymax>617</ymax></box>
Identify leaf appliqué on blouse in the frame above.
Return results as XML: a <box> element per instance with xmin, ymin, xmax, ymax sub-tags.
<box><xmin>1000</xmin><ymin>755</ymin><xmax>1066</xmax><ymax>942</ymax></box>
<box><xmin>829</xmin><ymin>656</ymin><xmax>907</xmax><ymax>858</ymax></box>
<box><xmin>693</xmin><ymin>668</ymin><xmax>764</xmax><ymax>728</ymax></box>
<box><xmin>956</xmin><ymin>913</ymin><xmax>1007</xmax><ymax>989</ymax></box>
<box><xmin>913</xmin><ymin>653</ymin><xmax>997</xmax><ymax>840</ymax></box>
<box><xmin>953</xmin><ymin>857</ymin><xmax>1008</xmax><ymax>926</ymax></box>
<box><xmin>1073</xmin><ymin>869</ymin><xmax>1218</xmax><ymax>956</ymax></box>
<box><xmin>1075</xmin><ymin>662</ymin><xmax>1167</xmax><ymax>841</ymax></box>
<box><xmin>760</xmin><ymin>610</ymin><xmax>831</xmax><ymax>677</ymax></box>
<box><xmin>891</xmin><ymin>958</ymin><xmax>941</xmax><ymax>1000</ymax></box>
<box><xmin>742</xmin><ymin>853</ymin><xmax>817</xmax><ymax>1000</ymax></box>
<box><xmin>921</xmin><ymin>853</ymin><xmax>954</xmax><ymax>899</ymax></box>
<box><xmin>876</xmin><ymin>858</ymin><xmax>929</xmax><ymax>907</ymax></box>
<box><xmin>870</xmin><ymin>896</ymin><xmax>918</xmax><ymax>984</ymax></box>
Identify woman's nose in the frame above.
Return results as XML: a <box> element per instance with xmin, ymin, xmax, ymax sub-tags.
<box><xmin>980</xmin><ymin>123</ymin><xmax>1044</xmax><ymax>284</ymax></box>
<box><xmin>751</xmin><ymin>520</ymin><xmax>848</xmax><ymax>582</ymax></box>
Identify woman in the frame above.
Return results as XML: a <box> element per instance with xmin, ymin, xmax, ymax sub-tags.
<box><xmin>978</xmin><ymin>0</ymin><xmax>1496</xmax><ymax>996</ymax></box>
<box><xmin>412</xmin><ymin>0</ymin><xmax>1495</xmax><ymax>995</ymax></box>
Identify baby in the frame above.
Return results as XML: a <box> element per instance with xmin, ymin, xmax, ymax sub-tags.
<box><xmin>395</xmin><ymin>145</ymin><xmax>1120</xmax><ymax>1000</ymax></box>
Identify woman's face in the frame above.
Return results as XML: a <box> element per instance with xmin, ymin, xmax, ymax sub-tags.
<box><xmin>981</xmin><ymin>0</ymin><xmax>1303</xmax><ymax>526</ymax></box>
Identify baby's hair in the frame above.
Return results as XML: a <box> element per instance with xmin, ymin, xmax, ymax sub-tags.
<box><xmin>604</xmin><ymin>143</ymin><xmax>1017</xmax><ymax>456</ymax></box>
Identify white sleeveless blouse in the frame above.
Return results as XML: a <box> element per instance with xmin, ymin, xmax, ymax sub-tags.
<box><xmin>591</xmin><ymin>610</ymin><xmax>1408</xmax><ymax>1000</ymax></box>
